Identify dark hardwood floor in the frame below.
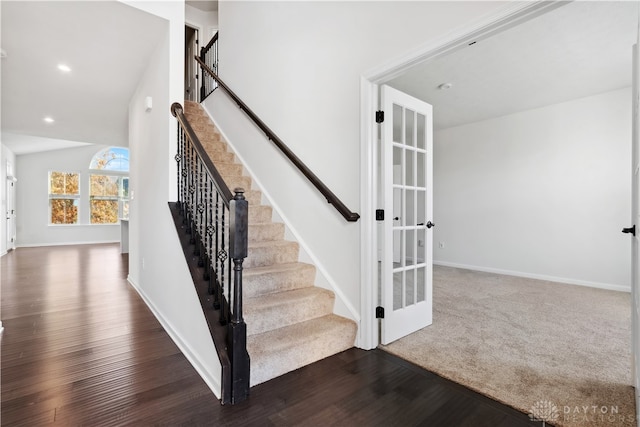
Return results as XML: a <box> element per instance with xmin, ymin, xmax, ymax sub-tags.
<box><xmin>1</xmin><ymin>244</ymin><xmax>536</xmax><ymax>426</ymax></box>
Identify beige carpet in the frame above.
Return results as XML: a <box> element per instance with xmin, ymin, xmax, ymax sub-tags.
<box><xmin>382</xmin><ymin>265</ymin><xmax>635</xmax><ymax>427</ymax></box>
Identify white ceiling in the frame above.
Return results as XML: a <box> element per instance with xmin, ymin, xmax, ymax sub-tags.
<box><xmin>1</xmin><ymin>1</ymin><xmax>167</xmax><ymax>155</ymax></box>
<box><xmin>186</xmin><ymin>1</ymin><xmax>218</xmax><ymax>12</ymax></box>
<box><xmin>2</xmin><ymin>1</ymin><xmax>637</xmax><ymax>154</ymax></box>
<box><xmin>388</xmin><ymin>1</ymin><xmax>639</xmax><ymax>130</ymax></box>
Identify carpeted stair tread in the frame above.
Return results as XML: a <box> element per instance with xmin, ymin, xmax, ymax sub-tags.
<box><xmin>243</xmin><ymin>189</ymin><xmax>263</xmax><ymax>206</ymax></box>
<box><xmin>222</xmin><ymin>174</ymin><xmax>252</xmax><ymax>191</ymax></box>
<box><xmin>245</xmin><ymin>240</ymin><xmax>299</xmax><ymax>268</ymax></box>
<box><xmin>205</xmin><ymin>150</ymin><xmax>235</xmax><ymax>164</ymax></box>
<box><xmin>212</xmin><ymin>162</ymin><xmax>243</xmax><ymax>177</ymax></box>
<box><xmin>248</xmin><ymin>205</ymin><xmax>272</xmax><ymax>223</ymax></box>
<box><xmin>247</xmin><ymin>314</ymin><xmax>357</xmax><ymax>386</ymax></box>
<box><xmin>244</xmin><ymin>287</ymin><xmax>335</xmax><ymax>336</ymax></box>
<box><xmin>249</xmin><ymin>222</ymin><xmax>285</xmax><ymax>243</ymax></box>
<box><xmin>243</xmin><ymin>262</ymin><xmax>315</xmax><ymax>298</ymax></box>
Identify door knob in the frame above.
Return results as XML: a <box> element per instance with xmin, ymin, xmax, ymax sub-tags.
<box><xmin>622</xmin><ymin>225</ymin><xmax>636</xmax><ymax>236</ymax></box>
<box><xmin>426</xmin><ymin>221</ymin><xmax>435</xmax><ymax>229</ymax></box>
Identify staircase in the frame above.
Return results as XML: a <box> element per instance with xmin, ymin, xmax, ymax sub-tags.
<box><xmin>183</xmin><ymin>100</ymin><xmax>357</xmax><ymax>386</ymax></box>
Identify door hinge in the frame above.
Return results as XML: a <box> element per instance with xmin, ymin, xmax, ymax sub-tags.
<box><xmin>375</xmin><ymin>110</ymin><xmax>384</xmax><ymax>123</ymax></box>
<box><xmin>376</xmin><ymin>306</ymin><xmax>385</xmax><ymax>319</ymax></box>
<box><xmin>376</xmin><ymin>209</ymin><xmax>384</xmax><ymax>221</ymax></box>
<box><xmin>622</xmin><ymin>225</ymin><xmax>636</xmax><ymax>236</ymax></box>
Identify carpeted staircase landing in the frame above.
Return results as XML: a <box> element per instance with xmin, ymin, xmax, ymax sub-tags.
<box><xmin>183</xmin><ymin>101</ymin><xmax>357</xmax><ymax>386</ymax></box>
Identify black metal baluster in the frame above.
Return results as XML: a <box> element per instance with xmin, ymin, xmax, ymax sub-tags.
<box><xmin>175</xmin><ymin>126</ymin><xmax>182</xmax><ymax>209</ymax></box>
<box><xmin>195</xmin><ymin>158</ymin><xmax>204</xmax><ymax>262</ymax></box>
<box><xmin>205</xmin><ymin>180</ymin><xmax>214</xmax><ymax>288</ymax></box>
<box><xmin>185</xmin><ymin>139</ymin><xmax>191</xmax><ymax>228</ymax></box>
<box><xmin>219</xmin><ymin>204</ymin><xmax>228</xmax><ymax>325</ymax></box>
<box><xmin>189</xmin><ymin>144</ymin><xmax>197</xmax><ymax>243</ymax></box>
<box><xmin>213</xmin><ymin>192</ymin><xmax>221</xmax><ymax>310</ymax></box>
<box><xmin>181</xmin><ymin>130</ymin><xmax>188</xmax><ymax>219</ymax></box>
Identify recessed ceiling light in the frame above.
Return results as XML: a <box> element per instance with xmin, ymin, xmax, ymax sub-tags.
<box><xmin>44</xmin><ymin>117</ymin><xmax>55</xmax><ymax>123</ymax></box>
<box><xmin>57</xmin><ymin>64</ymin><xmax>71</xmax><ymax>72</ymax></box>
<box><xmin>438</xmin><ymin>83</ymin><xmax>453</xmax><ymax>90</ymax></box>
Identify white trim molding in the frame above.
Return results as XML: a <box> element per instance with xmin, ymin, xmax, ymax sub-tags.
<box><xmin>17</xmin><ymin>240</ymin><xmax>119</xmax><ymax>248</ymax></box>
<box><xmin>434</xmin><ymin>260</ymin><xmax>631</xmax><ymax>293</ymax></box>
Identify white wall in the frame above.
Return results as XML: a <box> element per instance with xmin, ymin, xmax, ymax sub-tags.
<box><xmin>433</xmin><ymin>88</ymin><xmax>631</xmax><ymax>290</ymax></box>
<box><xmin>15</xmin><ymin>145</ymin><xmax>123</xmax><ymax>247</ymax></box>
<box><xmin>122</xmin><ymin>0</ymin><xmax>222</xmax><ymax>398</ymax></box>
<box><xmin>206</xmin><ymin>0</ymin><xmax>506</xmax><ymax>333</ymax></box>
<box><xmin>1</xmin><ymin>143</ymin><xmax>16</xmax><ymax>255</ymax></box>
<box><xmin>185</xmin><ymin>3</ymin><xmax>218</xmax><ymax>42</ymax></box>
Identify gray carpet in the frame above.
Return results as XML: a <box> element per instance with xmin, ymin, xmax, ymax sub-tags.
<box><xmin>382</xmin><ymin>265</ymin><xmax>635</xmax><ymax>427</ymax></box>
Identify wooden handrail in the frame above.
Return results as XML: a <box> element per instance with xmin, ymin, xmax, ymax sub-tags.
<box><xmin>171</xmin><ymin>102</ymin><xmax>234</xmax><ymax>205</ymax></box>
<box><xmin>195</xmin><ymin>56</ymin><xmax>360</xmax><ymax>222</ymax></box>
<box><xmin>202</xmin><ymin>32</ymin><xmax>218</xmax><ymax>53</ymax></box>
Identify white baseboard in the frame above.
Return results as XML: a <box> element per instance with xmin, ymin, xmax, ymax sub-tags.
<box><xmin>127</xmin><ymin>276</ymin><xmax>221</xmax><ymax>399</ymax></box>
<box><xmin>636</xmin><ymin>368</ymin><xmax>639</xmax><ymax>427</ymax></box>
<box><xmin>433</xmin><ymin>260</ymin><xmax>631</xmax><ymax>293</ymax></box>
<box><xmin>17</xmin><ymin>240</ymin><xmax>119</xmax><ymax>248</ymax></box>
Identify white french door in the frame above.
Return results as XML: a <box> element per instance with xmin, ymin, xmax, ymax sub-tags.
<box><xmin>630</xmin><ymin>42</ymin><xmax>640</xmax><ymax>422</ymax></box>
<box><xmin>6</xmin><ymin>160</ymin><xmax>16</xmax><ymax>251</ymax></box>
<box><xmin>380</xmin><ymin>85</ymin><xmax>433</xmax><ymax>345</ymax></box>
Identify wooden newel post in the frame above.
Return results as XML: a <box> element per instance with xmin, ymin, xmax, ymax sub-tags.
<box><xmin>228</xmin><ymin>188</ymin><xmax>250</xmax><ymax>403</ymax></box>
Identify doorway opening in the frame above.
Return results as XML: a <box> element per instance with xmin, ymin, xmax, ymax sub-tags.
<box><xmin>185</xmin><ymin>24</ymin><xmax>199</xmax><ymax>102</ymax></box>
<box><xmin>361</xmin><ymin>0</ymin><xmax>639</xmax><ymax>422</ymax></box>
<box><xmin>6</xmin><ymin>160</ymin><xmax>16</xmax><ymax>252</ymax></box>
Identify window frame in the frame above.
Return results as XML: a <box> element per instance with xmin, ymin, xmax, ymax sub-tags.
<box><xmin>89</xmin><ymin>171</ymin><xmax>129</xmax><ymax>224</ymax></box>
<box><xmin>88</xmin><ymin>147</ymin><xmax>130</xmax><ymax>225</ymax></box>
<box><xmin>48</xmin><ymin>170</ymin><xmax>81</xmax><ymax>225</ymax></box>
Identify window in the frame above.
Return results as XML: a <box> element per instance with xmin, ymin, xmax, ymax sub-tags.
<box><xmin>49</xmin><ymin>171</ymin><xmax>80</xmax><ymax>224</ymax></box>
<box><xmin>89</xmin><ymin>147</ymin><xmax>129</xmax><ymax>171</ymax></box>
<box><xmin>90</xmin><ymin>175</ymin><xmax>129</xmax><ymax>223</ymax></box>
<box><xmin>89</xmin><ymin>147</ymin><xmax>129</xmax><ymax>224</ymax></box>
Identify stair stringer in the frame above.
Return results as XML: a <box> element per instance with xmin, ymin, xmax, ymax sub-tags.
<box><xmin>199</xmin><ymin>102</ymin><xmax>361</xmax><ymax>342</ymax></box>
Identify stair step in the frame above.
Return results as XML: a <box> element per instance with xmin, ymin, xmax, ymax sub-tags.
<box><xmin>202</xmin><ymin>139</ymin><xmax>229</xmax><ymax>154</ymax></box>
<box><xmin>249</xmin><ymin>222</ymin><xmax>284</xmax><ymax>243</ymax></box>
<box><xmin>249</xmin><ymin>205</ymin><xmax>272</xmax><ymax>223</ymax></box>
<box><xmin>194</xmin><ymin>128</ymin><xmax>225</xmax><ymax>144</ymax></box>
<box><xmin>244</xmin><ymin>287</ymin><xmax>335</xmax><ymax>336</ymax></box>
<box><xmin>245</xmin><ymin>240</ymin><xmax>298</xmax><ymax>268</ymax></box>
<box><xmin>215</xmin><ymin>162</ymin><xmax>243</xmax><ymax>177</ymax></box>
<box><xmin>244</xmin><ymin>189</ymin><xmax>262</xmax><ymax>206</ymax></box>
<box><xmin>208</xmin><ymin>150</ymin><xmax>235</xmax><ymax>164</ymax></box>
<box><xmin>186</xmin><ymin>120</ymin><xmax>223</xmax><ymax>137</ymax></box>
<box><xmin>247</xmin><ymin>314</ymin><xmax>357</xmax><ymax>386</ymax></box>
<box><xmin>222</xmin><ymin>174</ymin><xmax>252</xmax><ymax>192</ymax></box>
<box><xmin>243</xmin><ymin>262</ymin><xmax>315</xmax><ymax>298</ymax></box>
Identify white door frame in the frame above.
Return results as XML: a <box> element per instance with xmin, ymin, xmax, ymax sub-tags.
<box><xmin>185</xmin><ymin>23</ymin><xmax>200</xmax><ymax>102</ymax></box>
<box><xmin>6</xmin><ymin>160</ymin><xmax>16</xmax><ymax>252</ymax></box>
<box><xmin>358</xmin><ymin>1</ymin><xmax>568</xmax><ymax>350</ymax></box>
